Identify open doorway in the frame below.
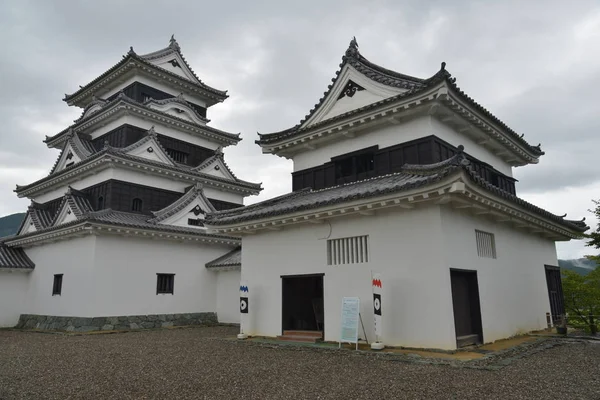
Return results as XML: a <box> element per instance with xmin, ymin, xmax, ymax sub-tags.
<box><xmin>450</xmin><ymin>269</ymin><xmax>483</xmax><ymax>347</ymax></box>
<box><xmin>281</xmin><ymin>274</ymin><xmax>324</xmax><ymax>334</ymax></box>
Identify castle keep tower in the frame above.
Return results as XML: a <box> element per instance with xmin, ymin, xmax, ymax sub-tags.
<box><xmin>0</xmin><ymin>37</ymin><xmax>259</xmax><ymax>329</ymax></box>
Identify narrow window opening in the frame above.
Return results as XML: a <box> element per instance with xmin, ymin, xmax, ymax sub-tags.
<box><xmin>187</xmin><ymin>218</ymin><xmax>203</xmax><ymax>227</ymax></box>
<box><xmin>52</xmin><ymin>274</ymin><xmax>63</xmax><ymax>296</ymax></box>
<box><xmin>132</xmin><ymin>198</ymin><xmax>143</xmax><ymax>212</ymax></box>
<box><xmin>97</xmin><ymin>196</ymin><xmax>104</xmax><ymax>210</ymax></box>
<box><xmin>166</xmin><ymin>148</ymin><xmax>189</xmax><ymax>164</ymax></box>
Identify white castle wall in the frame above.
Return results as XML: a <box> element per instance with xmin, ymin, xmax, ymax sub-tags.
<box><xmin>239</xmin><ymin>204</ymin><xmax>556</xmax><ymax>349</ymax></box>
<box><xmin>0</xmin><ymin>271</ymin><xmax>30</xmax><ymax>327</ymax></box>
<box><xmin>2</xmin><ymin>235</ymin><xmax>239</xmax><ymax>323</ymax></box>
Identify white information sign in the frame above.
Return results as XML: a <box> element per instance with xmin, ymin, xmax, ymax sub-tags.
<box><xmin>339</xmin><ymin>297</ymin><xmax>360</xmax><ymax>349</ymax></box>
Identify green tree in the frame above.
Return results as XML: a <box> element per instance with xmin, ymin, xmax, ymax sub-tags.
<box><xmin>562</xmin><ymin>268</ymin><xmax>600</xmax><ymax>334</ymax></box>
<box><xmin>562</xmin><ymin>199</ymin><xmax>600</xmax><ymax>334</ymax></box>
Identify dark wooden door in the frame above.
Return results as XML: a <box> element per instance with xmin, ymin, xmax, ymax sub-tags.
<box><xmin>545</xmin><ymin>265</ymin><xmax>565</xmax><ymax>324</ymax></box>
<box><xmin>450</xmin><ymin>270</ymin><xmax>483</xmax><ymax>346</ymax></box>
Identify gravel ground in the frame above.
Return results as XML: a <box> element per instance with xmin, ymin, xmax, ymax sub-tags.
<box><xmin>1</xmin><ymin>326</ymin><xmax>599</xmax><ymax>400</ymax></box>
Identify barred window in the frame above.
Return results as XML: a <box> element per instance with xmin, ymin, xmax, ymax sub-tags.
<box><xmin>327</xmin><ymin>235</ymin><xmax>369</xmax><ymax>265</ymax></box>
<box><xmin>166</xmin><ymin>148</ymin><xmax>188</xmax><ymax>164</ymax></box>
<box><xmin>156</xmin><ymin>274</ymin><xmax>175</xmax><ymax>295</ymax></box>
<box><xmin>131</xmin><ymin>198</ymin><xmax>143</xmax><ymax>212</ymax></box>
<box><xmin>475</xmin><ymin>230</ymin><xmax>496</xmax><ymax>259</ymax></box>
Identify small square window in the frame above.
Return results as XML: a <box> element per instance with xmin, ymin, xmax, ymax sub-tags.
<box><xmin>156</xmin><ymin>273</ymin><xmax>175</xmax><ymax>295</ymax></box>
<box><xmin>52</xmin><ymin>274</ymin><xmax>63</xmax><ymax>296</ymax></box>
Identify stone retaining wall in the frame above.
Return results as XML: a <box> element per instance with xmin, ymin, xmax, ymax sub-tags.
<box><xmin>16</xmin><ymin>312</ymin><xmax>218</xmax><ymax>332</ymax></box>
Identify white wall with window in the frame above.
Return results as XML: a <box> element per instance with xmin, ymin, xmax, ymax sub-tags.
<box><xmin>12</xmin><ymin>235</ymin><xmax>237</xmax><ymax>321</ymax></box>
<box><xmin>440</xmin><ymin>207</ymin><xmax>558</xmax><ymax>344</ymax></box>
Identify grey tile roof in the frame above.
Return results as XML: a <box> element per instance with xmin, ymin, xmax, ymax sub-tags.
<box><xmin>64</xmin><ymin>38</ymin><xmax>227</xmax><ymax>104</ymax></box>
<box><xmin>47</xmin><ymin>92</ymin><xmax>240</xmax><ymax>146</ymax></box>
<box><xmin>149</xmin><ymin>183</ymin><xmax>216</xmax><ymax>223</ymax></box>
<box><xmin>49</xmin><ymin>129</ymin><xmax>97</xmax><ymax>174</ymax></box>
<box><xmin>206</xmin><ymin>247</ymin><xmax>241</xmax><ymax>269</ymax></box>
<box><xmin>206</xmin><ymin>150</ymin><xmax>587</xmax><ymax>233</ymax></box>
<box><xmin>256</xmin><ymin>38</ymin><xmax>544</xmax><ymax>157</ymax></box>
<box><xmin>8</xmin><ymin>208</ymin><xmax>240</xmax><ymax>244</ymax></box>
<box><xmin>19</xmin><ymin>130</ymin><xmax>262</xmax><ymax>195</ymax></box>
<box><xmin>144</xmin><ymin>94</ymin><xmax>209</xmax><ymax>123</ymax></box>
<box><xmin>0</xmin><ymin>241</ymin><xmax>35</xmax><ymax>269</ymax></box>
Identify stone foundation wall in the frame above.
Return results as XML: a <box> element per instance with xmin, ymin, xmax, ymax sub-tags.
<box><xmin>16</xmin><ymin>312</ymin><xmax>218</xmax><ymax>332</ymax></box>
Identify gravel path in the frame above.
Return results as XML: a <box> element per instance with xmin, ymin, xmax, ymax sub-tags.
<box><xmin>1</xmin><ymin>326</ymin><xmax>599</xmax><ymax>399</ymax></box>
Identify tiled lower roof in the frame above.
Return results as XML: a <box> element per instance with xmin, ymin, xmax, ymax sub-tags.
<box><xmin>206</xmin><ymin>151</ymin><xmax>587</xmax><ymax>234</ymax></box>
<box><xmin>205</xmin><ymin>247</ymin><xmax>241</xmax><ymax>269</ymax></box>
<box><xmin>7</xmin><ymin>208</ymin><xmax>239</xmax><ymax>244</ymax></box>
<box><xmin>0</xmin><ymin>241</ymin><xmax>34</xmax><ymax>269</ymax></box>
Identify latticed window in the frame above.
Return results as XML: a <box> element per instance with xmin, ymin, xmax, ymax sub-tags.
<box><xmin>475</xmin><ymin>230</ymin><xmax>496</xmax><ymax>259</ymax></box>
<box><xmin>156</xmin><ymin>274</ymin><xmax>175</xmax><ymax>294</ymax></box>
<box><xmin>131</xmin><ymin>198</ymin><xmax>143</xmax><ymax>212</ymax></box>
<box><xmin>166</xmin><ymin>148</ymin><xmax>188</xmax><ymax>164</ymax></box>
<box><xmin>327</xmin><ymin>235</ymin><xmax>369</xmax><ymax>265</ymax></box>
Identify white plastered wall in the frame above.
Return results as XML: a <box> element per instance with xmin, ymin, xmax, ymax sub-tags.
<box><xmin>215</xmin><ymin>268</ymin><xmax>241</xmax><ymax>324</ymax></box>
<box><xmin>440</xmin><ymin>206</ymin><xmax>557</xmax><ymax>342</ymax></box>
<box><xmin>292</xmin><ymin>116</ymin><xmax>513</xmax><ymax>177</ymax></box>
<box><xmin>23</xmin><ymin>236</ymin><xmax>98</xmax><ymax>317</ymax></box>
<box><xmin>14</xmin><ymin>235</ymin><xmax>237</xmax><ymax>320</ymax></box>
<box><xmin>89</xmin><ymin>236</ymin><xmax>232</xmax><ymax>316</ymax></box>
<box><xmin>0</xmin><ymin>271</ymin><xmax>30</xmax><ymax>327</ymax></box>
<box><xmin>239</xmin><ymin>205</ymin><xmax>458</xmax><ymax>349</ymax></box>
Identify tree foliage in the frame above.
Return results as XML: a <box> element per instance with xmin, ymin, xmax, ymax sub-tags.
<box><xmin>562</xmin><ymin>199</ymin><xmax>600</xmax><ymax>333</ymax></box>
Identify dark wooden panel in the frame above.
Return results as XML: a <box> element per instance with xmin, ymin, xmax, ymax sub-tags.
<box><xmin>209</xmin><ymin>198</ymin><xmax>242</xmax><ymax>211</ymax></box>
<box><xmin>106</xmin><ymin>82</ymin><xmax>206</xmax><ymax>118</ymax></box>
<box><xmin>545</xmin><ymin>265</ymin><xmax>565</xmax><ymax>324</ymax></box>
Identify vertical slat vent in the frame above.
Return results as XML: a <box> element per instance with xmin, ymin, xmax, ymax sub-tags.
<box><xmin>475</xmin><ymin>230</ymin><xmax>496</xmax><ymax>259</ymax></box>
<box><xmin>327</xmin><ymin>235</ymin><xmax>369</xmax><ymax>265</ymax></box>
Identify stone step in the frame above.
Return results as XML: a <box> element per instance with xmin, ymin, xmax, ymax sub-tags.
<box><xmin>277</xmin><ymin>334</ymin><xmax>322</xmax><ymax>343</ymax></box>
<box><xmin>282</xmin><ymin>330</ymin><xmax>323</xmax><ymax>338</ymax></box>
<box><xmin>457</xmin><ymin>334</ymin><xmax>480</xmax><ymax>348</ymax></box>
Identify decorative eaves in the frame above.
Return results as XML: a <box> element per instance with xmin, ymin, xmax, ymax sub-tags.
<box><xmin>144</xmin><ymin>93</ymin><xmax>210</xmax><ymax>124</ymax></box>
<box><xmin>191</xmin><ymin>150</ymin><xmax>239</xmax><ymax>182</ymax></box>
<box><xmin>63</xmin><ymin>37</ymin><xmax>228</xmax><ymax>106</ymax></box>
<box><xmin>205</xmin><ymin>148</ymin><xmax>587</xmax><ymax>235</ymax></box>
<box><xmin>138</xmin><ymin>35</ymin><xmax>206</xmax><ymax>87</ymax></box>
<box><xmin>73</xmin><ymin>96</ymin><xmax>108</xmax><ymax>123</ymax></box>
<box><xmin>256</xmin><ymin>38</ymin><xmax>543</xmax><ymax>159</ymax></box>
<box><xmin>49</xmin><ymin>187</ymin><xmax>94</xmax><ymax>226</ymax></box>
<box><xmin>49</xmin><ymin>129</ymin><xmax>97</xmax><ymax>175</ymax></box>
<box><xmin>5</xmin><ymin>208</ymin><xmax>240</xmax><ymax>248</ymax></box>
<box><xmin>15</xmin><ymin>146</ymin><xmax>262</xmax><ymax>197</ymax></box>
<box><xmin>149</xmin><ymin>183</ymin><xmax>216</xmax><ymax>223</ymax></box>
<box><xmin>46</xmin><ymin>92</ymin><xmax>241</xmax><ymax>148</ymax></box>
<box><xmin>119</xmin><ymin>126</ymin><xmax>177</xmax><ymax>167</ymax></box>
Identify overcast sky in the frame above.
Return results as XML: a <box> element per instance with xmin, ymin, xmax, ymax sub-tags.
<box><xmin>0</xmin><ymin>0</ymin><xmax>598</xmax><ymax>259</ymax></box>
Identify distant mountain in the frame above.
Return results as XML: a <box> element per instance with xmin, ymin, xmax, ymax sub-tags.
<box><xmin>0</xmin><ymin>213</ymin><xmax>25</xmax><ymax>238</ymax></box>
<box><xmin>558</xmin><ymin>258</ymin><xmax>598</xmax><ymax>276</ymax></box>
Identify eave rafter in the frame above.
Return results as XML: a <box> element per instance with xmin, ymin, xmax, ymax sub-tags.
<box><xmin>207</xmin><ymin>175</ymin><xmax>582</xmax><ymax>241</ymax></box>
<box><xmin>46</xmin><ymin>95</ymin><xmax>241</xmax><ymax>149</ymax></box>
<box><xmin>261</xmin><ymin>87</ymin><xmax>539</xmax><ymax>166</ymax></box>
<box><xmin>15</xmin><ymin>152</ymin><xmax>261</xmax><ymax>199</ymax></box>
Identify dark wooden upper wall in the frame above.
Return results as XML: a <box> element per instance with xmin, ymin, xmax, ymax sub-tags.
<box><xmin>106</xmin><ymin>82</ymin><xmax>207</xmax><ymax>118</ymax></box>
<box><xmin>292</xmin><ymin>135</ymin><xmax>517</xmax><ymax>195</ymax></box>
<box><xmin>40</xmin><ymin>180</ymin><xmax>241</xmax><ymax>216</ymax></box>
<box><xmin>90</xmin><ymin>124</ymin><xmax>215</xmax><ymax>167</ymax></box>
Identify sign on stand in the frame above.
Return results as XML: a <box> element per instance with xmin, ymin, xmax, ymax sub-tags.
<box><xmin>339</xmin><ymin>297</ymin><xmax>360</xmax><ymax>350</ymax></box>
